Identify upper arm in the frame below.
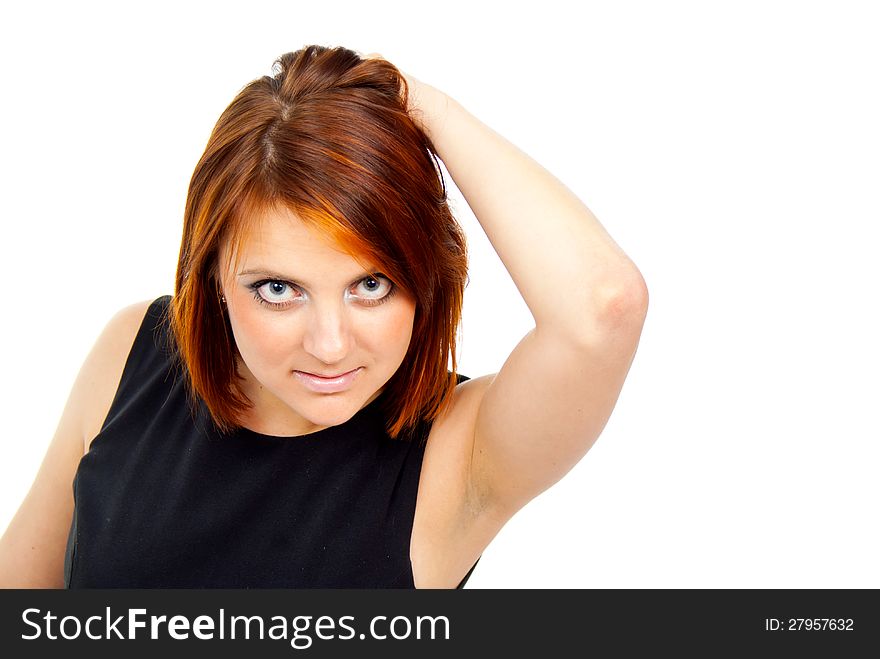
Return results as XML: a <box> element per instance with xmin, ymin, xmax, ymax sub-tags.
<box><xmin>469</xmin><ymin>282</ymin><xmax>649</xmax><ymax>518</ymax></box>
<box><xmin>0</xmin><ymin>299</ymin><xmax>154</xmax><ymax>588</ymax></box>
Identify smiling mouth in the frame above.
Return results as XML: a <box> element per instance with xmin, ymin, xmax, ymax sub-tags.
<box><xmin>292</xmin><ymin>367</ymin><xmax>363</xmax><ymax>393</ymax></box>
<box><xmin>300</xmin><ymin>369</ymin><xmax>359</xmax><ymax>379</ymax></box>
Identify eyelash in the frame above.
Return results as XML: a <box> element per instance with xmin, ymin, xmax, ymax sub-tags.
<box><xmin>247</xmin><ymin>275</ymin><xmax>397</xmax><ymax>310</ymax></box>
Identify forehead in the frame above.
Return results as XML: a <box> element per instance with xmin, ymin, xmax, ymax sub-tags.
<box><xmin>220</xmin><ymin>205</ymin><xmax>371</xmax><ymax>278</ymax></box>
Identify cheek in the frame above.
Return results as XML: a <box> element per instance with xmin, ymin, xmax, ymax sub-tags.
<box><xmin>381</xmin><ymin>302</ymin><xmax>417</xmax><ymax>356</ymax></box>
<box><xmin>227</xmin><ymin>306</ymin><xmax>300</xmax><ymax>364</ymax></box>
<box><xmin>349</xmin><ymin>303</ymin><xmax>415</xmax><ymax>359</ymax></box>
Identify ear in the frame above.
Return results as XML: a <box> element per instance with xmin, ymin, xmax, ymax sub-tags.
<box><xmin>207</xmin><ymin>254</ymin><xmax>226</xmax><ymax>306</ymax></box>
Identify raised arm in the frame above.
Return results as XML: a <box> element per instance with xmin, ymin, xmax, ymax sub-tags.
<box><xmin>406</xmin><ymin>73</ymin><xmax>649</xmax><ymax>516</ymax></box>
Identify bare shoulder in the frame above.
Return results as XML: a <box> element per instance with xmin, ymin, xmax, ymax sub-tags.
<box><xmin>411</xmin><ymin>373</ymin><xmax>508</xmax><ymax>588</ymax></box>
<box><xmin>0</xmin><ymin>298</ymin><xmax>156</xmax><ymax>587</ymax></box>
<box><xmin>422</xmin><ymin>374</ymin><xmax>497</xmax><ymax>507</ymax></box>
<box><xmin>422</xmin><ymin>374</ymin><xmax>496</xmax><ymax>499</ymax></box>
<box><xmin>79</xmin><ymin>298</ymin><xmax>157</xmax><ymax>453</ymax></box>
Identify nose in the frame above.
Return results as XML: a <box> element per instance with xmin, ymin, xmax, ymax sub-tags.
<box><xmin>301</xmin><ymin>299</ymin><xmax>353</xmax><ymax>367</ymax></box>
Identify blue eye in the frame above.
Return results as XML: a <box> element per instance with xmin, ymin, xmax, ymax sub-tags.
<box><xmin>249</xmin><ymin>280</ymin><xmax>302</xmax><ymax>308</ymax></box>
<box><xmin>352</xmin><ymin>275</ymin><xmax>395</xmax><ymax>303</ymax></box>
<box><xmin>246</xmin><ymin>274</ymin><xmax>397</xmax><ymax>310</ymax></box>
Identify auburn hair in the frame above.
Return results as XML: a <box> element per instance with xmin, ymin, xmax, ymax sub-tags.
<box><xmin>168</xmin><ymin>45</ymin><xmax>468</xmax><ymax>440</ymax></box>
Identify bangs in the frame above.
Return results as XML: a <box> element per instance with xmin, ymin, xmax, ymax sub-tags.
<box><xmin>217</xmin><ymin>188</ymin><xmax>407</xmax><ymax>296</ymax></box>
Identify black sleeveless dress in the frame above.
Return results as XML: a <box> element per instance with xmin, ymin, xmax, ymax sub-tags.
<box><xmin>64</xmin><ymin>295</ymin><xmax>479</xmax><ymax>588</ymax></box>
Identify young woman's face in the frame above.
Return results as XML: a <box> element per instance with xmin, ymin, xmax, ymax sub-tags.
<box><xmin>216</xmin><ymin>206</ymin><xmax>416</xmax><ymax>436</ymax></box>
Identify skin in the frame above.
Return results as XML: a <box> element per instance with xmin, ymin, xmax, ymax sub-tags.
<box><xmin>0</xmin><ymin>58</ymin><xmax>647</xmax><ymax>589</ymax></box>
<box><xmin>216</xmin><ymin>205</ymin><xmax>417</xmax><ymax>437</ymax></box>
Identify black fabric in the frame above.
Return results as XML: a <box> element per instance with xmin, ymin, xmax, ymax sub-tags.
<box><xmin>64</xmin><ymin>295</ymin><xmax>479</xmax><ymax>588</ymax></box>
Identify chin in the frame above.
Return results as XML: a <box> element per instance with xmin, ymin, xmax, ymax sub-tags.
<box><xmin>292</xmin><ymin>392</ymin><xmax>366</xmax><ymax>425</ymax></box>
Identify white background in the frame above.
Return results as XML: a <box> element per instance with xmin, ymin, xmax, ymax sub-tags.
<box><xmin>1</xmin><ymin>0</ymin><xmax>878</xmax><ymax>588</ymax></box>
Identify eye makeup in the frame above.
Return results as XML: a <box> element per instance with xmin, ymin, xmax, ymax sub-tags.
<box><xmin>246</xmin><ymin>274</ymin><xmax>397</xmax><ymax>310</ymax></box>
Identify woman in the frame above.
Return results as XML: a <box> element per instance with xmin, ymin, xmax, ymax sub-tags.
<box><xmin>0</xmin><ymin>46</ymin><xmax>648</xmax><ymax>588</ymax></box>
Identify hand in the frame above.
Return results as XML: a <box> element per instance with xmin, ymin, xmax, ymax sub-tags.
<box><xmin>363</xmin><ymin>52</ymin><xmax>451</xmax><ymax>144</ymax></box>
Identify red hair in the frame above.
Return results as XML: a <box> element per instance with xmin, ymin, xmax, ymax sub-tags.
<box><xmin>169</xmin><ymin>45</ymin><xmax>468</xmax><ymax>440</ymax></box>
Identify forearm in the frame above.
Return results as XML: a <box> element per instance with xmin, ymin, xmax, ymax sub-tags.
<box><xmin>415</xmin><ymin>83</ymin><xmax>646</xmax><ymax>341</ymax></box>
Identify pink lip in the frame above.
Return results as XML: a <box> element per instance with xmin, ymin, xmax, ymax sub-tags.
<box><xmin>293</xmin><ymin>367</ymin><xmax>363</xmax><ymax>394</ymax></box>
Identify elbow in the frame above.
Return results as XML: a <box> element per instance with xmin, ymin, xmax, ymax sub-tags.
<box><xmin>539</xmin><ymin>267</ymin><xmax>649</xmax><ymax>348</ymax></box>
<box><xmin>592</xmin><ymin>268</ymin><xmax>649</xmax><ymax>334</ymax></box>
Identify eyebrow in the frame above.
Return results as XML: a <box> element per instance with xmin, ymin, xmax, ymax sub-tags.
<box><xmin>236</xmin><ymin>267</ymin><xmax>380</xmax><ymax>288</ymax></box>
